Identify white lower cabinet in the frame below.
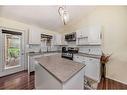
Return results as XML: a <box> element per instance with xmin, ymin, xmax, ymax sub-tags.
<box><xmin>85</xmin><ymin>58</ymin><xmax>100</xmax><ymax>82</ymax></box>
<box><xmin>29</xmin><ymin>56</ymin><xmax>36</xmax><ymax>72</ymax></box>
<box><xmin>29</xmin><ymin>53</ymin><xmax>60</xmax><ymax>72</ymax></box>
<box><xmin>73</xmin><ymin>55</ymin><xmax>101</xmax><ymax>82</ymax></box>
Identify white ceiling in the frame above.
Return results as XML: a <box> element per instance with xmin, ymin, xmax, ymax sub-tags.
<box><xmin>0</xmin><ymin>6</ymin><xmax>96</xmax><ymax>32</ymax></box>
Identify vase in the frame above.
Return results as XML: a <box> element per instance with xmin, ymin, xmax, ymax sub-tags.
<box><xmin>101</xmin><ymin>63</ymin><xmax>106</xmax><ymax>79</ymax></box>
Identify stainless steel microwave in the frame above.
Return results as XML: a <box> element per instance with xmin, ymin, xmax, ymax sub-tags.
<box><xmin>65</xmin><ymin>32</ymin><xmax>76</xmax><ymax>41</ymax></box>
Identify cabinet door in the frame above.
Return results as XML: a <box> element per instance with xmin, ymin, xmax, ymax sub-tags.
<box><xmin>53</xmin><ymin>34</ymin><xmax>62</xmax><ymax>45</ymax></box>
<box><xmin>29</xmin><ymin>27</ymin><xmax>41</xmax><ymax>44</ymax></box>
<box><xmin>76</xmin><ymin>28</ymin><xmax>89</xmax><ymax>45</ymax></box>
<box><xmin>29</xmin><ymin>57</ymin><xmax>35</xmax><ymax>72</ymax></box>
<box><xmin>57</xmin><ymin>34</ymin><xmax>62</xmax><ymax>45</ymax></box>
<box><xmin>88</xmin><ymin>26</ymin><xmax>101</xmax><ymax>45</ymax></box>
<box><xmin>85</xmin><ymin>58</ymin><xmax>100</xmax><ymax>81</ymax></box>
<box><xmin>61</xmin><ymin>34</ymin><xmax>67</xmax><ymax>45</ymax></box>
<box><xmin>80</xmin><ymin>28</ymin><xmax>88</xmax><ymax>37</ymax></box>
<box><xmin>76</xmin><ymin>31</ymin><xmax>82</xmax><ymax>38</ymax></box>
<box><xmin>76</xmin><ymin>28</ymin><xmax>88</xmax><ymax>38</ymax></box>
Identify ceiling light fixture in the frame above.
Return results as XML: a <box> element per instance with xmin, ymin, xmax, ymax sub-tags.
<box><xmin>58</xmin><ymin>6</ymin><xmax>69</xmax><ymax>25</ymax></box>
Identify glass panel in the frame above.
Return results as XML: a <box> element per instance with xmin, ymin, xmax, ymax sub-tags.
<box><xmin>4</xmin><ymin>34</ymin><xmax>21</xmax><ymax>69</ymax></box>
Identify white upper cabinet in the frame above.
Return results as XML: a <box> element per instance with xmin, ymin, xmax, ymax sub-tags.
<box><xmin>76</xmin><ymin>25</ymin><xmax>102</xmax><ymax>45</ymax></box>
<box><xmin>76</xmin><ymin>27</ymin><xmax>89</xmax><ymax>45</ymax></box>
<box><xmin>53</xmin><ymin>33</ymin><xmax>62</xmax><ymax>45</ymax></box>
<box><xmin>76</xmin><ymin>27</ymin><xmax>88</xmax><ymax>38</ymax></box>
<box><xmin>61</xmin><ymin>34</ymin><xmax>68</xmax><ymax>45</ymax></box>
<box><xmin>88</xmin><ymin>25</ymin><xmax>101</xmax><ymax>45</ymax></box>
<box><xmin>29</xmin><ymin>27</ymin><xmax>41</xmax><ymax>44</ymax></box>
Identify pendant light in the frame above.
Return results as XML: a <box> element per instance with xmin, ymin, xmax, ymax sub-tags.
<box><xmin>58</xmin><ymin>6</ymin><xmax>69</xmax><ymax>25</ymax></box>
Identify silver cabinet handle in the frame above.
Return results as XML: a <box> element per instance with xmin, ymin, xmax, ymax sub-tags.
<box><xmin>100</xmin><ymin>33</ymin><xmax>102</xmax><ymax>39</ymax></box>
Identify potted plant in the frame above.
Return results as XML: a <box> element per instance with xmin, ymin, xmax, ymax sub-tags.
<box><xmin>100</xmin><ymin>52</ymin><xmax>112</xmax><ymax>79</ymax></box>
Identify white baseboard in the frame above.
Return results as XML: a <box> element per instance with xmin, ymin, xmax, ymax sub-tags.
<box><xmin>106</xmin><ymin>75</ymin><xmax>127</xmax><ymax>85</ymax></box>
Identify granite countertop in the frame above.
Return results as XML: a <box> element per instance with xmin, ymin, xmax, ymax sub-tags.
<box><xmin>35</xmin><ymin>54</ymin><xmax>85</xmax><ymax>83</ymax></box>
<box><xmin>29</xmin><ymin>52</ymin><xmax>43</xmax><ymax>56</ymax></box>
<box><xmin>29</xmin><ymin>51</ymin><xmax>61</xmax><ymax>56</ymax></box>
<box><xmin>75</xmin><ymin>52</ymin><xmax>101</xmax><ymax>59</ymax></box>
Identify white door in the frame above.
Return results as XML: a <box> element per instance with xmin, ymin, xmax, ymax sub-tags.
<box><xmin>0</xmin><ymin>28</ymin><xmax>25</xmax><ymax>77</ymax></box>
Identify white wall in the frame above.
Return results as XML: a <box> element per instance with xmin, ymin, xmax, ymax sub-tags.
<box><xmin>62</xmin><ymin>6</ymin><xmax>127</xmax><ymax>84</ymax></box>
<box><xmin>0</xmin><ymin>17</ymin><xmax>57</xmax><ymax>70</ymax></box>
<box><xmin>0</xmin><ymin>17</ymin><xmax>57</xmax><ymax>34</ymax></box>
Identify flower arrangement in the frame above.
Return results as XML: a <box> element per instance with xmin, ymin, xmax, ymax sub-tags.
<box><xmin>100</xmin><ymin>52</ymin><xmax>112</xmax><ymax>78</ymax></box>
<box><xmin>100</xmin><ymin>52</ymin><xmax>112</xmax><ymax>64</ymax></box>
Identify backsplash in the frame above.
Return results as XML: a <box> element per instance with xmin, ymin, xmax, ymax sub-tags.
<box><xmin>79</xmin><ymin>46</ymin><xmax>102</xmax><ymax>55</ymax></box>
<box><xmin>64</xmin><ymin>41</ymin><xmax>102</xmax><ymax>55</ymax></box>
<box><xmin>29</xmin><ymin>43</ymin><xmax>102</xmax><ymax>56</ymax></box>
<box><xmin>29</xmin><ymin>44</ymin><xmax>58</xmax><ymax>52</ymax></box>
<box><xmin>29</xmin><ymin>44</ymin><xmax>41</xmax><ymax>52</ymax></box>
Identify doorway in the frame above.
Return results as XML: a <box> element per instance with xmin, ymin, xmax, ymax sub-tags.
<box><xmin>0</xmin><ymin>28</ymin><xmax>25</xmax><ymax>77</ymax></box>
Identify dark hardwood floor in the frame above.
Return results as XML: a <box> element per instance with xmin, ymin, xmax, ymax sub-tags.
<box><xmin>97</xmin><ymin>78</ymin><xmax>127</xmax><ymax>90</ymax></box>
<box><xmin>0</xmin><ymin>70</ymin><xmax>34</xmax><ymax>89</ymax></box>
<box><xmin>0</xmin><ymin>70</ymin><xmax>127</xmax><ymax>90</ymax></box>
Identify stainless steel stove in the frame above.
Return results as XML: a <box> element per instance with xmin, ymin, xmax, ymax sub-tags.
<box><xmin>61</xmin><ymin>47</ymin><xmax>78</xmax><ymax>60</ymax></box>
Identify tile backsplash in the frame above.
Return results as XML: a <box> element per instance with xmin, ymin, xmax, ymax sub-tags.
<box><xmin>29</xmin><ymin>44</ymin><xmax>41</xmax><ymax>52</ymax></box>
<box><xmin>29</xmin><ymin>44</ymin><xmax>102</xmax><ymax>56</ymax></box>
<box><xmin>29</xmin><ymin>44</ymin><xmax>58</xmax><ymax>52</ymax></box>
<box><xmin>79</xmin><ymin>46</ymin><xmax>102</xmax><ymax>55</ymax></box>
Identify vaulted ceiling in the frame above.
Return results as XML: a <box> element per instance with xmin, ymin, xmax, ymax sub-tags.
<box><xmin>0</xmin><ymin>6</ymin><xmax>96</xmax><ymax>32</ymax></box>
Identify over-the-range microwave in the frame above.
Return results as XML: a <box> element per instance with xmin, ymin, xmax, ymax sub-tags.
<box><xmin>65</xmin><ymin>32</ymin><xmax>76</xmax><ymax>41</ymax></box>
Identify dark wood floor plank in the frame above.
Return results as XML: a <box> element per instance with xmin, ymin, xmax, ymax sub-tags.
<box><xmin>0</xmin><ymin>70</ymin><xmax>127</xmax><ymax>90</ymax></box>
<box><xmin>0</xmin><ymin>71</ymin><xmax>34</xmax><ymax>90</ymax></box>
<box><xmin>97</xmin><ymin>78</ymin><xmax>127</xmax><ymax>90</ymax></box>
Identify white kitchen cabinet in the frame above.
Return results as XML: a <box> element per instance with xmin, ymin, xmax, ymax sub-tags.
<box><xmin>73</xmin><ymin>55</ymin><xmax>101</xmax><ymax>82</ymax></box>
<box><xmin>61</xmin><ymin>34</ymin><xmax>68</xmax><ymax>45</ymax></box>
<box><xmin>88</xmin><ymin>25</ymin><xmax>101</xmax><ymax>45</ymax></box>
<box><xmin>29</xmin><ymin>27</ymin><xmax>41</xmax><ymax>44</ymax></box>
<box><xmin>76</xmin><ymin>37</ymin><xmax>88</xmax><ymax>45</ymax></box>
<box><xmin>53</xmin><ymin>34</ymin><xmax>62</xmax><ymax>45</ymax></box>
<box><xmin>29</xmin><ymin>56</ymin><xmax>36</xmax><ymax>72</ymax></box>
<box><xmin>76</xmin><ymin>28</ymin><xmax>88</xmax><ymax>45</ymax></box>
<box><xmin>76</xmin><ymin>28</ymin><xmax>88</xmax><ymax>38</ymax></box>
<box><xmin>85</xmin><ymin>58</ymin><xmax>100</xmax><ymax>82</ymax></box>
<box><xmin>76</xmin><ymin>25</ymin><xmax>102</xmax><ymax>45</ymax></box>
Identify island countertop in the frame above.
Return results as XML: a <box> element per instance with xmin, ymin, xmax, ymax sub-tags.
<box><xmin>35</xmin><ymin>54</ymin><xmax>85</xmax><ymax>83</ymax></box>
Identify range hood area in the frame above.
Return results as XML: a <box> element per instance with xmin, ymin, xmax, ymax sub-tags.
<box><xmin>41</xmin><ymin>34</ymin><xmax>52</xmax><ymax>41</ymax></box>
<box><xmin>41</xmin><ymin>34</ymin><xmax>52</xmax><ymax>44</ymax></box>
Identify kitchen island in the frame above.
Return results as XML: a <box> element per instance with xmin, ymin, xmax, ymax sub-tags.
<box><xmin>35</xmin><ymin>54</ymin><xmax>85</xmax><ymax>89</ymax></box>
